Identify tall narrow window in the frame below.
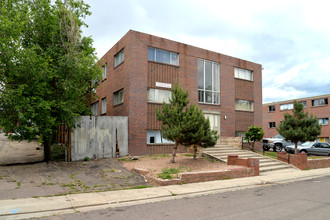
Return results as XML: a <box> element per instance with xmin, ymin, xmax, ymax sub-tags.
<box><xmin>114</xmin><ymin>49</ymin><xmax>124</xmax><ymax>67</ymax></box>
<box><xmin>91</xmin><ymin>102</ymin><xmax>99</xmax><ymax>116</ymax></box>
<box><xmin>198</xmin><ymin>59</ymin><xmax>220</xmax><ymax>104</ymax></box>
<box><xmin>102</xmin><ymin>63</ymin><xmax>107</xmax><ymax>80</ymax></box>
<box><xmin>101</xmin><ymin>98</ymin><xmax>106</xmax><ymax>114</ymax></box>
<box><xmin>147</xmin><ymin>47</ymin><xmax>179</xmax><ymax>65</ymax></box>
<box><xmin>113</xmin><ymin>89</ymin><xmax>124</xmax><ymax>106</ymax></box>
<box><xmin>234</xmin><ymin>67</ymin><xmax>253</xmax><ymax>81</ymax></box>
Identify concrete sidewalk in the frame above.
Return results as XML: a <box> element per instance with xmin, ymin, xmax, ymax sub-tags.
<box><xmin>2</xmin><ymin>167</ymin><xmax>330</xmax><ymax>220</ymax></box>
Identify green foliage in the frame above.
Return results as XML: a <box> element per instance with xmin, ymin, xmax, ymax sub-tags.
<box><xmin>244</xmin><ymin>125</ymin><xmax>264</xmax><ymax>151</ymax></box>
<box><xmin>157</xmin><ymin>167</ymin><xmax>182</xmax><ymax>179</ymax></box>
<box><xmin>277</xmin><ymin>101</ymin><xmax>321</xmax><ymax>154</ymax></box>
<box><xmin>83</xmin><ymin>156</ymin><xmax>90</xmax><ymax>161</ymax></box>
<box><xmin>0</xmin><ymin>0</ymin><xmax>101</xmax><ymax>161</ymax></box>
<box><xmin>156</xmin><ymin>83</ymin><xmax>218</xmax><ymax>162</ymax></box>
<box><xmin>51</xmin><ymin>144</ymin><xmax>65</xmax><ymax>161</ymax></box>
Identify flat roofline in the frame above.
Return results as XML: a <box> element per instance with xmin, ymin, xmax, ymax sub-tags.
<box><xmin>126</xmin><ymin>29</ymin><xmax>262</xmax><ymax>67</ymax></box>
<box><xmin>263</xmin><ymin>93</ymin><xmax>330</xmax><ymax>105</ymax></box>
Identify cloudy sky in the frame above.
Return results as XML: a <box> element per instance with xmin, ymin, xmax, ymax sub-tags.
<box><xmin>82</xmin><ymin>0</ymin><xmax>330</xmax><ymax>104</ymax></box>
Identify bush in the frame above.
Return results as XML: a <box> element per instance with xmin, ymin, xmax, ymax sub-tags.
<box><xmin>51</xmin><ymin>144</ymin><xmax>65</xmax><ymax>161</ymax></box>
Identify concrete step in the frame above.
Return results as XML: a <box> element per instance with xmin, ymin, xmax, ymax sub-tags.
<box><xmin>259</xmin><ymin>164</ymin><xmax>294</xmax><ymax>172</ymax></box>
<box><xmin>259</xmin><ymin>161</ymin><xmax>287</xmax><ymax>167</ymax></box>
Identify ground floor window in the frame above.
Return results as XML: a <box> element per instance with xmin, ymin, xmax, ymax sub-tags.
<box><xmin>269</xmin><ymin>122</ymin><xmax>276</xmax><ymax>128</ymax></box>
<box><xmin>147</xmin><ymin>130</ymin><xmax>174</xmax><ymax>144</ymax></box>
<box><xmin>317</xmin><ymin>137</ymin><xmax>329</xmax><ymax>143</ymax></box>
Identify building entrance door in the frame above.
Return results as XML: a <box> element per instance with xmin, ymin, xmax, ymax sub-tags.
<box><xmin>204</xmin><ymin>113</ymin><xmax>221</xmax><ymax>144</ymax></box>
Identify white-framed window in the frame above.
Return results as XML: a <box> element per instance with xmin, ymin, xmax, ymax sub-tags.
<box><xmin>280</xmin><ymin>103</ymin><xmax>293</xmax><ymax>110</ymax></box>
<box><xmin>147</xmin><ymin>89</ymin><xmax>171</xmax><ymax>104</ymax></box>
<box><xmin>198</xmin><ymin>59</ymin><xmax>220</xmax><ymax>105</ymax></box>
<box><xmin>91</xmin><ymin>102</ymin><xmax>99</xmax><ymax>116</ymax></box>
<box><xmin>319</xmin><ymin>118</ymin><xmax>329</xmax><ymax>125</ymax></box>
<box><xmin>147</xmin><ymin>47</ymin><xmax>179</xmax><ymax>65</ymax></box>
<box><xmin>300</xmin><ymin>101</ymin><xmax>307</xmax><ymax>108</ymax></box>
<box><xmin>113</xmin><ymin>89</ymin><xmax>124</xmax><ymax>106</ymax></box>
<box><xmin>317</xmin><ymin>137</ymin><xmax>329</xmax><ymax>143</ymax></box>
<box><xmin>101</xmin><ymin>98</ymin><xmax>106</xmax><ymax>114</ymax></box>
<box><xmin>235</xmin><ymin>99</ymin><xmax>254</xmax><ymax>111</ymax></box>
<box><xmin>102</xmin><ymin>63</ymin><xmax>107</xmax><ymax>80</ymax></box>
<box><xmin>147</xmin><ymin>130</ymin><xmax>174</xmax><ymax>144</ymax></box>
<box><xmin>234</xmin><ymin>67</ymin><xmax>253</xmax><ymax>81</ymax></box>
<box><xmin>268</xmin><ymin>105</ymin><xmax>275</xmax><ymax>112</ymax></box>
<box><xmin>312</xmin><ymin>98</ymin><xmax>328</xmax><ymax>107</ymax></box>
<box><xmin>269</xmin><ymin>122</ymin><xmax>276</xmax><ymax>128</ymax></box>
<box><xmin>114</xmin><ymin>49</ymin><xmax>124</xmax><ymax>67</ymax></box>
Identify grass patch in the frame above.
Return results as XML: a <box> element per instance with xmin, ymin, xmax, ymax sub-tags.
<box><xmin>157</xmin><ymin>167</ymin><xmax>182</xmax><ymax>179</ymax></box>
<box><xmin>308</xmin><ymin>156</ymin><xmax>328</xmax><ymax>160</ymax></box>
<box><xmin>183</xmin><ymin>154</ymin><xmax>194</xmax><ymax>157</ymax></box>
<box><xmin>262</xmin><ymin>151</ymin><xmax>277</xmax><ymax>159</ymax></box>
<box><xmin>117</xmin><ymin>158</ymin><xmax>133</xmax><ymax>162</ymax></box>
<box><xmin>142</xmin><ymin>154</ymin><xmax>170</xmax><ymax>159</ymax></box>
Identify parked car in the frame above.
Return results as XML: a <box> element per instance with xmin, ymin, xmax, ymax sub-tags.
<box><xmin>262</xmin><ymin>134</ymin><xmax>293</xmax><ymax>152</ymax></box>
<box><xmin>286</xmin><ymin>142</ymin><xmax>330</xmax><ymax>156</ymax></box>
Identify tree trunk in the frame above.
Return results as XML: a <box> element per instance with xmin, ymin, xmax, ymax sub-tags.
<box><xmin>171</xmin><ymin>142</ymin><xmax>178</xmax><ymax>163</ymax></box>
<box><xmin>251</xmin><ymin>141</ymin><xmax>255</xmax><ymax>151</ymax></box>
<box><xmin>44</xmin><ymin>139</ymin><xmax>52</xmax><ymax>162</ymax></box>
<box><xmin>294</xmin><ymin>142</ymin><xmax>298</xmax><ymax>155</ymax></box>
<box><xmin>193</xmin><ymin>145</ymin><xmax>197</xmax><ymax>160</ymax></box>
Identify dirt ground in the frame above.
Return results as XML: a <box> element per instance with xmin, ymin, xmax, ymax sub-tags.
<box><xmin>122</xmin><ymin>153</ymin><xmax>239</xmax><ymax>179</ymax></box>
<box><xmin>0</xmin><ymin>158</ymin><xmax>148</xmax><ymax>200</ymax></box>
<box><xmin>0</xmin><ymin>154</ymin><xmax>239</xmax><ymax>200</ymax></box>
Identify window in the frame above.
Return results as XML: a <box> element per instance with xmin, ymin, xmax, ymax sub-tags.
<box><xmin>269</xmin><ymin>122</ymin><xmax>276</xmax><ymax>128</ymax></box>
<box><xmin>198</xmin><ymin>59</ymin><xmax>220</xmax><ymax>104</ymax></box>
<box><xmin>300</xmin><ymin>101</ymin><xmax>307</xmax><ymax>108</ymax></box>
<box><xmin>91</xmin><ymin>102</ymin><xmax>99</xmax><ymax>116</ymax></box>
<box><xmin>280</xmin><ymin>103</ymin><xmax>293</xmax><ymax>110</ymax></box>
<box><xmin>114</xmin><ymin>49</ymin><xmax>124</xmax><ymax>67</ymax></box>
<box><xmin>147</xmin><ymin>89</ymin><xmax>171</xmax><ymax>104</ymax></box>
<box><xmin>235</xmin><ymin>99</ymin><xmax>254</xmax><ymax>111</ymax></box>
<box><xmin>317</xmin><ymin>137</ymin><xmax>329</xmax><ymax>143</ymax></box>
<box><xmin>319</xmin><ymin>118</ymin><xmax>329</xmax><ymax>125</ymax></box>
<box><xmin>147</xmin><ymin>130</ymin><xmax>174</xmax><ymax>144</ymax></box>
<box><xmin>235</xmin><ymin>131</ymin><xmax>247</xmax><ymax>142</ymax></box>
<box><xmin>312</xmin><ymin>98</ymin><xmax>328</xmax><ymax>107</ymax></box>
<box><xmin>148</xmin><ymin>47</ymin><xmax>179</xmax><ymax>65</ymax></box>
<box><xmin>234</xmin><ymin>67</ymin><xmax>253</xmax><ymax>81</ymax></box>
<box><xmin>102</xmin><ymin>63</ymin><xmax>107</xmax><ymax>80</ymax></box>
<box><xmin>113</xmin><ymin>89</ymin><xmax>124</xmax><ymax>106</ymax></box>
<box><xmin>101</xmin><ymin>98</ymin><xmax>106</xmax><ymax>114</ymax></box>
<box><xmin>268</xmin><ymin>105</ymin><xmax>275</xmax><ymax>112</ymax></box>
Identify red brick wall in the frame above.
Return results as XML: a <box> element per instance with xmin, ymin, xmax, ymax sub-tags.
<box><xmin>263</xmin><ymin>95</ymin><xmax>330</xmax><ymax>139</ymax></box>
<box><xmin>94</xmin><ymin>30</ymin><xmax>262</xmax><ymax>155</ymax></box>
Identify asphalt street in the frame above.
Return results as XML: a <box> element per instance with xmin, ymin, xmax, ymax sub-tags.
<box><xmin>42</xmin><ymin>176</ymin><xmax>330</xmax><ymax>220</ymax></box>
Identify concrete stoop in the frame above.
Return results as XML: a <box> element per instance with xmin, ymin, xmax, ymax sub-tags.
<box><xmin>203</xmin><ymin>144</ymin><xmax>298</xmax><ymax>175</ymax></box>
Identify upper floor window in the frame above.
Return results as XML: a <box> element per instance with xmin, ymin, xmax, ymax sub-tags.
<box><xmin>198</xmin><ymin>59</ymin><xmax>220</xmax><ymax>105</ymax></box>
<box><xmin>300</xmin><ymin>101</ymin><xmax>307</xmax><ymax>108</ymax></box>
<box><xmin>312</xmin><ymin>98</ymin><xmax>328</xmax><ymax>107</ymax></box>
<box><xmin>269</xmin><ymin>122</ymin><xmax>276</xmax><ymax>128</ymax></box>
<box><xmin>147</xmin><ymin>88</ymin><xmax>171</xmax><ymax>104</ymax></box>
<box><xmin>268</xmin><ymin>105</ymin><xmax>275</xmax><ymax>112</ymax></box>
<box><xmin>147</xmin><ymin>47</ymin><xmax>179</xmax><ymax>65</ymax></box>
<box><xmin>280</xmin><ymin>103</ymin><xmax>293</xmax><ymax>110</ymax></box>
<box><xmin>91</xmin><ymin>102</ymin><xmax>99</xmax><ymax>116</ymax></box>
<box><xmin>319</xmin><ymin>118</ymin><xmax>329</xmax><ymax>125</ymax></box>
<box><xmin>101</xmin><ymin>98</ymin><xmax>106</xmax><ymax>114</ymax></box>
<box><xmin>113</xmin><ymin>89</ymin><xmax>124</xmax><ymax>106</ymax></box>
<box><xmin>114</xmin><ymin>49</ymin><xmax>124</xmax><ymax>67</ymax></box>
<box><xmin>234</xmin><ymin>67</ymin><xmax>253</xmax><ymax>81</ymax></box>
<box><xmin>102</xmin><ymin>63</ymin><xmax>107</xmax><ymax>80</ymax></box>
<box><xmin>235</xmin><ymin>99</ymin><xmax>254</xmax><ymax>111</ymax></box>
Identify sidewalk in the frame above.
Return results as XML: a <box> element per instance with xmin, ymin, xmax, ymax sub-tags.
<box><xmin>2</xmin><ymin>167</ymin><xmax>330</xmax><ymax>220</ymax></box>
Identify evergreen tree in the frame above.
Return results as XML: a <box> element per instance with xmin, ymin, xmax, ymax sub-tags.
<box><xmin>244</xmin><ymin>125</ymin><xmax>264</xmax><ymax>151</ymax></box>
<box><xmin>156</xmin><ymin>84</ymin><xmax>218</xmax><ymax>162</ymax></box>
<box><xmin>0</xmin><ymin>0</ymin><xmax>101</xmax><ymax>161</ymax></box>
<box><xmin>277</xmin><ymin>101</ymin><xmax>321</xmax><ymax>154</ymax></box>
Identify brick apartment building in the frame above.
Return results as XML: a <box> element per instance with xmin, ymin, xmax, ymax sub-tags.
<box><xmin>91</xmin><ymin>30</ymin><xmax>262</xmax><ymax>155</ymax></box>
<box><xmin>263</xmin><ymin>94</ymin><xmax>330</xmax><ymax>142</ymax></box>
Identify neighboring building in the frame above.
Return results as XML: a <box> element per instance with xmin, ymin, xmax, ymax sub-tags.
<box><xmin>263</xmin><ymin>94</ymin><xmax>330</xmax><ymax>142</ymax></box>
<box><xmin>92</xmin><ymin>30</ymin><xmax>262</xmax><ymax>155</ymax></box>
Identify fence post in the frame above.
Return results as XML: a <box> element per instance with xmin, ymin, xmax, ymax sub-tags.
<box><xmin>241</xmin><ymin>137</ymin><xmax>243</xmax><ymax>149</ymax></box>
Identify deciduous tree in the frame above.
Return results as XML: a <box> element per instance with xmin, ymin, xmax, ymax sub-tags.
<box><xmin>244</xmin><ymin>125</ymin><xmax>264</xmax><ymax>151</ymax></box>
<box><xmin>0</xmin><ymin>0</ymin><xmax>101</xmax><ymax>161</ymax></box>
